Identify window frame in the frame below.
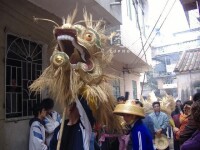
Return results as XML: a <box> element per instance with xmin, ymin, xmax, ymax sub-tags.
<box><xmin>112</xmin><ymin>79</ymin><xmax>121</xmax><ymax>99</ymax></box>
<box><xmin>5</xmin><ymin>33</ymin><xmax>45</xmax><ymax>121</ymax></box>
<box><xmin>132</xmin><ymin>80</ymin><xmax>137</xmax><ymax>99</ymax></box>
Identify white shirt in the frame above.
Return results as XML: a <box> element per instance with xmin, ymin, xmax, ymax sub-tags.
<box><xmin>29</xmin><ymin>120</ymin><xmax>47</xmax><ymax>150</ymax></box>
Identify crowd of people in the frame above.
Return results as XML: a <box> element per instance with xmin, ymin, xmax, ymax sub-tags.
<box><xmin>29</xmin><ymin>98</ymin><xmax>62</xmax><ymax>150</ymax></box>
<box><xmin>28</xmin><ymin>93</ymin><xmax>200</xmax><ymax>150</ymax></box>
<box><xmin>172</xmin><ymin>93</ymin><xmax>200</xmax><ymax>150</ymax></box>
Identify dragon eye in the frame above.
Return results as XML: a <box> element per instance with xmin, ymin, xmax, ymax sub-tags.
<box><xmin>84</xmin><ymin>33</ymin><xmax>93</xmax><ymax>41</ymax></box>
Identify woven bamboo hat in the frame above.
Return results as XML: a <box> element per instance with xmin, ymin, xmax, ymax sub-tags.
<box><xmin>155</xmin><ymin>134</ymin><xmax>169</xmax><ymax>150</ymax></box>
<box><xmin>113</xmin><ymin>100</ymin><xmax>145</xmax><ymax>118</ymax></box>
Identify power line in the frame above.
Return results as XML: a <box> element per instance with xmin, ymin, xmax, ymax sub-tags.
<box><xmin>129</xmin><ymin>0</ymin><xmax>173</xmax><ymax>66</ymax></box>
<box><xmin>127</xmin><ymin>0</ymin><xmax>172</xmax><ymax>96</ymax></box>
<box><xmin>132</xmin><ymin>0</ymin><xmax>177</xmax><ymax>67</ymax></box>
<box><xmin>132</xmin><ymin>0</ymin><xmax>147</xmax><ymax>62</ymax></box>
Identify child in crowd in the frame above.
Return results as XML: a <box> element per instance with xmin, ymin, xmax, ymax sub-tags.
<box><xmin>29</xmin><ymin>103</ymin><xmax>48</xmax><ymax>150</ymax></box>
<box><xmin>41</xmin><ymin>98</ymin><xmax>62</xmax><ymax>146</ymax></box>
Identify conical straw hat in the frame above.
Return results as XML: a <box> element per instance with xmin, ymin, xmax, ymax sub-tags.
<box><xmin>155</xmin><ymin>134</ymin><xmax>169</xmax><ymax>150</ymax></box>
<box><xmin>113</xmin><ymin>100</ymin><xmax>145</xmax><ymax>118</ymax></box>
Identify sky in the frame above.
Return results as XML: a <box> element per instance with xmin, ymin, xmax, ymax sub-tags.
<box><xmin>147</xmin><ymin>0</ymin><xmax>189</xmax><ymax>35</ymax></box>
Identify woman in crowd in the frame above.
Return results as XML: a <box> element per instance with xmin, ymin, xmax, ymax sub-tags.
<box><xmin>181</xmin><ymin>100</ymin><xmax>200</xmax><ymax>150</ymax></box>
<box><xmin>173</xmin><ymin>100</ymin><xmax>193</xmax><ymax>141</ymax></box>
<box><xmin>179</xmin><ymin>93</ymin><xmax>200</xmax><ymax>145</ymax></box>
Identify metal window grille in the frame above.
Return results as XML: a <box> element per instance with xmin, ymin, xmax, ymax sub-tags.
<box><xmin>132</xmin><ymin>80</ymin><xmax>137</xmax><ymax>99</ymax></box>
<box><xmin>113</xmin><ymin>80</ymin><xmax>121</xmax><ymax>99</ymax></box>
<box><xmin>126</xmin><ymin>0</ymin><xmax>133</xmax><ymax>20</ymax></box>
<box><xmin>5</xmin><ymin>34</ymin><xmax>42</xmax><ymax>120</ymax></box>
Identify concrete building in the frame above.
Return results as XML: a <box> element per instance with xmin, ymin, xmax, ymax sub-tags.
<box><xmin>180</xmin><ymin>0</ymin><xmax>200</xmax><ymax>28</ymax></box>
<box><xmin>150</xmin><ymin>0</ymin><xmax>200</xmax><ymax>100</ymax></box>
<box><xmin>115</xmin><ymin>0</ymin><xmax>152</xmax><ymax>99</ymax></box>
<box><xmin>152</xmin><ymin>48</ymin><xmax>179</xmax><ymax>97</ymax></box>
<box><xmin>151</xmin><ymin>26</ymin><xmax>200</xmax><ymax>99</ymax></box>
<box><xmin>0</xmin><ymin>0</ymin><xmax>151</xmax><ymax>149</ymax></box>
<box><xmin>174</xmin><ymin>48</ymin><xmax>200</xmax><ymax>101</ymax></box>
<box><xmin>0</xmin><ymin>0</ymin><xmax>63</xmax><ymax>149</ymax></box>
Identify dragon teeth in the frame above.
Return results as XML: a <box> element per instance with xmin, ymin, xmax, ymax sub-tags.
<box><xmin>57</xmin><ymin>35</ymin><xmax>74</xmax><ymax>41</ymax></box>
<box><xmin>57</xmin><ymin>35</ymin><xmax>86</xmax><ymax>62</ymax></box>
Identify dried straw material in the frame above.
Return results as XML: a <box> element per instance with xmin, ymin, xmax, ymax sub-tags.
<box><xmin>160</xmin><ymin>94</ymin><xmax>175</xmax><ymax>116</ymax></box>
<box><xmin>29</xmin><ymin>8</ymin><xmax>122</xmax><ymax>133</ymax></box>
<box><xmin>113</xmin><ymin>100</ymin><xmax>145</xmax><ymax>118</ymax></box>
<box><xmin>141</xmin><ymin>92</ymin><xmax>175</xmax><ymax>116</ymax></box>
<box><xmin>155</xmin><ymin>134</ymin><xmax>169</xmax><ymax>150</ymax></box>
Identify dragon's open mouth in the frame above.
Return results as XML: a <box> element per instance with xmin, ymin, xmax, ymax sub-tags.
<box><xmin>54</xmin><ymin>28</ymin><xmax>94</xmax><ymax>71</ymax></box>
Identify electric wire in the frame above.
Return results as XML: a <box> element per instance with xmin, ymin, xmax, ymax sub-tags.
<box><xmin>123</xmin><ymin>0</ymin><xmax>172</xmax><ymax>95</ymax></box>
<box><xmin>129</xmin><ymin>0</ymin><xmax>172</xmax><ymax>66</ymax></box>
<box><xmin>130</xmin><ymin>0</ymin><xmax>177</xmax><ymax>67</ymax></box>
<box><xmin>132</xmin><ymin>0</ymin><xmax>147</xmax><ymax>62</ymax></box>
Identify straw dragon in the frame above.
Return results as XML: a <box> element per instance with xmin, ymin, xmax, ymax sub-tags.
<box><xmin>30</xmin><ymin>8</ymin><xmax>122</xmax><ymax>132</ymax></box>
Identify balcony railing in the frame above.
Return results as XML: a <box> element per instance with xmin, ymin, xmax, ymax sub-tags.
<box><xmin>152</xmin><ymin>39</ymin><xmax>200</xmax><ymax>56</ymax></box>
<box><xmin>163</xmin><ymin>83</ymin><xmax>177</xmax><ymax>89</ymax></box>
<box><xmin>153</xmin><ymin>72</ymin><xmax>176</xmax><ymax>78</ymax></box>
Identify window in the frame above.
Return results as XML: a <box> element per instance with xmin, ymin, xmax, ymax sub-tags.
<box><xmin>126</xmin><ymin>0</ymin><xmax>133</xmax><ymax>20</ymax></box>
<box><xmin>164</xmin><ymin>77</ymin><xmax>173</xmax><ymax>84</ymax></box>
<box><xmin>166</xmin><ymin>58</ymin><xmax>171</xmax><ymax>65</ymax></box>
<box><xmin>112</xmin><ymin>80</ymin><xmax>121</xmax><ymax>99</ymax></box>
<box><xmin>5</xmin><ymin>34</ymin><xmax>43</xmax><ymax>120</ymax></box>
<box><xmin>132</xmin><ymin>80</ymin><xmax>137</xmax><ymax>99</ymax></box>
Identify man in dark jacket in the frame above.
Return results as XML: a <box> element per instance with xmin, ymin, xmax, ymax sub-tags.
<box><xmin>50</xmin><ymin>96</ymin><xmax>95</xmax><ymax>150</ymax></box>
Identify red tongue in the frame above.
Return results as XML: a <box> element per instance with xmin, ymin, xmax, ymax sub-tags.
<box><xmin>85</xmin><ymin>60</ymin><xmax>93</xmax><ymax>71</ymax></box>
<box><xmin>68</xmin><ymin>50</ymin><xmax>82</xmax><ymax>64</ymax></box>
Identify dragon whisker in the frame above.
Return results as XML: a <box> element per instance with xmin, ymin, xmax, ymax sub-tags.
<box><xmin>33</xmin><ymin>16</ymin><xmax>60</xmax><ymax>27</ymax></box>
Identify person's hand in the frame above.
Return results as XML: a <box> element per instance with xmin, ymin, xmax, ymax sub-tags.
<box><xmin>173</xmin><ymin>127</ymin><xmax>179</xmax><ymax>133</ymax></box>
<box><xmin>177</xmin><ymin>105</ymin><xmax>183</xmax><ymax>114</ymax></box>
<box><xmin>94</xmin><ymin>132</ymin><xmax>98</xmax><ymax>137</ymax></box>
<box><xmin>156</xmin><ymin>129</ymin><xmax>162</xmax><ymax>137</ymax></box>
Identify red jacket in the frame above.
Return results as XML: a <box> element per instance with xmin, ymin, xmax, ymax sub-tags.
<box><xmin>175</xmin><ymin>114</ymin><xmax>189</xmax><ymax>140</ymax></box>
<box><xmin>179</xmin><ymin>115</ymin><xmax>198</xmax><ymax>145</ymax></box>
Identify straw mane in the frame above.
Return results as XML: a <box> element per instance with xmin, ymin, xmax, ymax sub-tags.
<box><xmin>141</xmin><ymin>92</ymin><xmax>175</xmax><ymax>116</ymax></box>
<box><xmin>29</xmin><ymin>8</ymin><xmax>122</xmax><ymax>132</ymax></box>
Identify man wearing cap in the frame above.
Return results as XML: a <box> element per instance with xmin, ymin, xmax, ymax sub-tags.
<box><xmin>113</xmin><ymin>100</ymin><xmax>154</xmax><ymax>150</ymax></box>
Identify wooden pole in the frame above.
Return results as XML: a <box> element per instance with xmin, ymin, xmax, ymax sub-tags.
<box><xmin>56</xmin><ymin>107</ymin><xmax>66</xmax><ymax>150</ymax></box>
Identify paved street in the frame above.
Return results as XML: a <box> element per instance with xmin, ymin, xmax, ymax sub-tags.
<box><xmin>169</xmin><ymin>138</ymin><xmax>174</xmax><ymax>150</ymax></box>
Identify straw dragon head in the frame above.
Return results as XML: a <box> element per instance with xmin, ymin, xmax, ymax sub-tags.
<box><xmin>52</xmin><ymin>10</ymin><xmax>106</xmax><ymax>74</ymax></box>
<box><xmin>30</xmin><ymin>9</ymin><xmax>122</xmax><ymax>132</ymax></box>
<box><xmin>30</xmin><ymin>9</ymin><xmax>113</xmax><ymax>103</ymax></box>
